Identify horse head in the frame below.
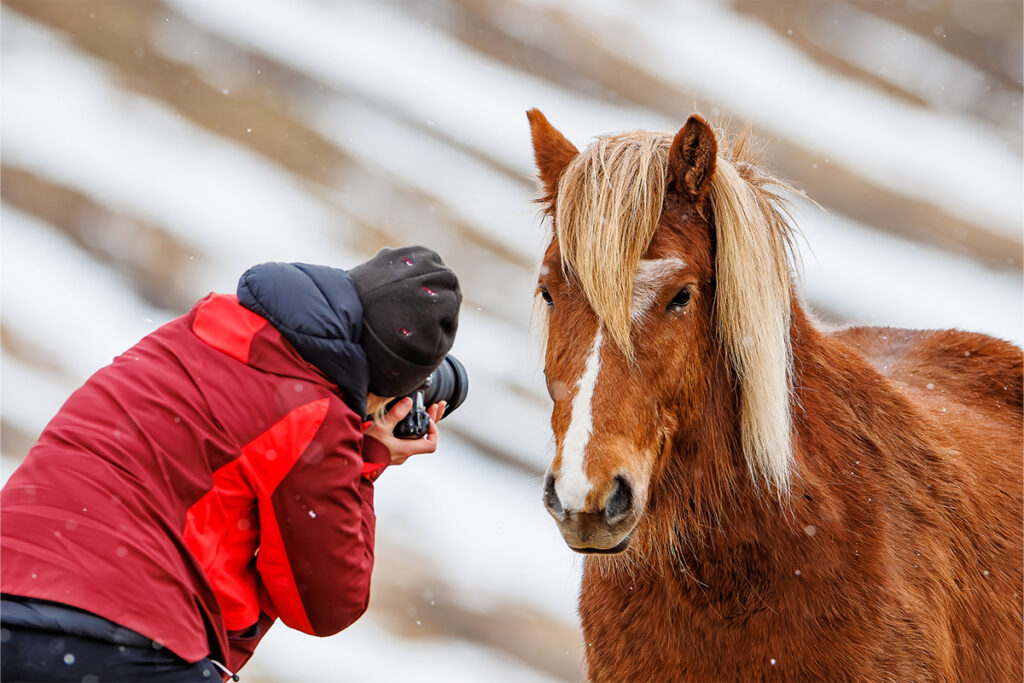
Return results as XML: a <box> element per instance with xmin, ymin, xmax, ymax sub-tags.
<box><xmin>528</xmin><ymin>109</ymin><xmax>796</xmax><ymax>554</ymax></box>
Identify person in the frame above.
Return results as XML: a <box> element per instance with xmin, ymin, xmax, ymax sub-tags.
<box><xmin>0</xmin><ymin>246</ymin><xmax>462</xmax><ymax>681</ymax></box>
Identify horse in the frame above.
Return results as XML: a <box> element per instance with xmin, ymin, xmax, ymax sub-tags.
<box><xmin>526</xmin><ymin>108</ymin><xmax>1023</xmax><ymax>681</ymax></box>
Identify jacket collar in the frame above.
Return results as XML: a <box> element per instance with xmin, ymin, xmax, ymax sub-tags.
<box><xmin>232</xmin><ymin>262</ymin><xmax>370</xmax><ymax>415</ymax></box>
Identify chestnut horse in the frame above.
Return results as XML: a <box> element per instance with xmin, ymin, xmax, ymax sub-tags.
<box><xmin>528</xmin><ymin>109</ymin><xmax>1023</xmax><ymax>681</ymax></box>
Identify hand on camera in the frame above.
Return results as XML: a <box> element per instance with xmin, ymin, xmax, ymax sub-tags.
<box><xmin>365</xmin><ymin>398</ymin><xmax>447</xmax><ymax>466</ymax></box>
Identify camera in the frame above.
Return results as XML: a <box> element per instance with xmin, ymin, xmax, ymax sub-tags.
<box><xmin>390</xmin><ymin>355</ymin><xmax>469</xmax><ymax>439</ymax></box>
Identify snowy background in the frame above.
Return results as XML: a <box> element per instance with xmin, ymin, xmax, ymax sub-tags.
<box><xmin>1</xmin><ymin>1</ymin><xmax>1021</xmax><ymax>681</ymax></box>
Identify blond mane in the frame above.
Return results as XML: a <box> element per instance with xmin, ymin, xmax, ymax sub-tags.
<box><xmin>550</xmin><ymin>128</ymin><xmax>798</xmax><ymax>492</ymax></box>
<box><xmin>710</xmin><ymin>145</ymin><xmax>798</xmax><ymax>494</ymax></box>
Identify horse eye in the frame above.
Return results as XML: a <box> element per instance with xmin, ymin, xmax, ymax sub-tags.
<box><xmin>539</xmin><ymin>286</ymin><xmax>554</xmax><ymax>307</ymax></box>
<box><xmin>666</xmin><ymin>288</ymin><xmax>691</xmax><ymax>313</ymax></box>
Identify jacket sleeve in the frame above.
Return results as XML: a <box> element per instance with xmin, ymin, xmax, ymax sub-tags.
<box><xmin>249</xmin><ymin>397</ymin><xmax>388</xmax><ymax>637</ymax></box>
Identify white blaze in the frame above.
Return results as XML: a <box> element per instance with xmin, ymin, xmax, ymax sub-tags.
<box><xmin>556</xmin><ymin>326</ymin><xmax>604</xmax><ymax>511</ymax></box>
<box><xmin>630</xmin><ymin>257</ymin><xmax>688</xmax><ymax>321</ymax></box>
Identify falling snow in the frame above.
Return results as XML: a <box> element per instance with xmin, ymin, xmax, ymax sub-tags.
<box><xmin>1</xmin><ymin>2</ymin><xmax>1019</xmax><ymax>680</ymax></box>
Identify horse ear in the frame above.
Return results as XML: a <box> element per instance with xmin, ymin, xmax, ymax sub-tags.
<box><xmin>668</xmin><ymin>115</ymin><xmax>717</xmax><ymax>205</ymax></box>
<box><xmin>527</xmin><ymin>108</ymin><xmax>579</xmax><ymax>200</ymax></box>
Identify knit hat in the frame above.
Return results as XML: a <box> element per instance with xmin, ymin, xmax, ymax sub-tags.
<box><xmin>347</xmin><ymin>246</ymin><xmax>462</xmax><ymax>397</ymax></box>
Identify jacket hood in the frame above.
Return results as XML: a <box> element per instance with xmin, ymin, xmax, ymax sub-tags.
<box><xmin>237</xmin><ymin>262</ymin><xmax>369</xmax><ymax>415</ymax></box>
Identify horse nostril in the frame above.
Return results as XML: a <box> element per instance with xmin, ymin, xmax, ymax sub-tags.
<box><xmin>605</xmin><ymin>475</ymin><xmax>633</xmax><ymax>524</ymax></box>
<box><xmin>543</xmin><ymin>473</ymin><xmax>565</xmax><ymax>520</ymax></box>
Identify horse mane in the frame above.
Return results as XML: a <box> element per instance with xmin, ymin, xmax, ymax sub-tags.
<box><xmin>551</xmin><ymin>127</ymin><xmax>799</xmax><ymax>492</ymax></box>
<box><xmin>710</xmin><ymin>139</ymin><xmax>800</xmax><ymax>493</ymax></box>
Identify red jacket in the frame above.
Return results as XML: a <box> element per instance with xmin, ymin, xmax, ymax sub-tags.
<box><xmin>2</xmin><ymin>267</ymin><xmax>389</xmax><ymax>672</ymax></box>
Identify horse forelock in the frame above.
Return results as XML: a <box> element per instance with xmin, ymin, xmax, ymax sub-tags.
<box><xmin>547</xmin><ymin>125</ymin><xmax>800</xmax><ymax>495</ymax></box>
<box><xmin>554</xmin><ymin>131</ymin><xmax>671</xmax><ymax>359</ymax></box>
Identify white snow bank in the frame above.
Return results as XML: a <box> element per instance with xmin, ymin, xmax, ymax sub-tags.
<box><xmin>308</xmin><ymin>98</ymin><xmax>545</xmax><ymax>267</ymax></box>
<box><xmin>373</xmin><ymin>433</ymin><xmax>580</xmax><ymax>621</ymax></box>
<box><xmin>1</xmin><ymin>12</ymin><xmax>359</xmax><ymax>299</ymax></box>
<box><xmin>252</xmin><ymin>612</ymin><xmax>568</xmax><ymax>683</ymax></box>
<box><xmin>164</xmin><ymin>0</ymin><xmax>672</xmax><ymax>179</ymax></box>
<box><xmin>793</xmin><ymin>198</ymin><xmax>1023</xmax><ymax>343</ymax></box>
<box><xmin>1</xmin><ymin>205</ymin><xmax>171</xmax><ymax>381</ymax></box>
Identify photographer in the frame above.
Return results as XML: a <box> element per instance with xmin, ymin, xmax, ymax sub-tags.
<box><xmin>1</xmin><ymin>246</ymin><xmax>461</xmax><ymax>681</ymax></box>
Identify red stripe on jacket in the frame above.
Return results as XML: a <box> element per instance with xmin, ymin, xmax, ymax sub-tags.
<box><xmin>183</xmin><ymin>398</ymin><xmax>330</xmax><ymax>632</ymax></box>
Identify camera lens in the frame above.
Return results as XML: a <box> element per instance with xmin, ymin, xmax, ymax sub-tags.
<box><xmin>420</xmin><ymin>355</ymin><xmax>468</xmax><ymax>418</ymax></box>
<box><xmin>387</xmin><ymin>355</ymin><xmax>469</xmax><ymax>439</ymax></box>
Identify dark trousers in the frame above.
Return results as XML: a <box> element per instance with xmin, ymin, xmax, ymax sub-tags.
<box><xmin>1</xmin><ymin>597</ymin><xmax>220</xmax><ymax>682</ymax></box>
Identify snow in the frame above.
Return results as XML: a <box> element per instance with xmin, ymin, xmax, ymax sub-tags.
<box><xmin>1</xmin><ymin>14</ymin><xmax>358</xmax><ymax>297</ymax></box>
<box><xmin>793</xmin><ymin>197</ymin><xmax>1023</xmax><ymax>343</ymax></box>
<box><xmin>373</xmin><ymin>435</ymin><xmax>579</xmax><ymax>621</ymax></box>
<box><xmin>807</xmin><ymin>4</ymin><xmax>998</xmax><ymax>113</ymax></box>
<box><xmin>164</xmin><ymin>0</ymin><xmax>672</xmax><ymax>177</ymax></box>
<box><xmin>157</xmin><ymin>0</ymin><xmax>1022</xmax><ymax>343</ymax></box>
<box><xmin>307</xmin><ymin>98</ymin><xmax>545</xmax><ymax>265</ymax></box>
<box><xmin>255</xmin><ymin>613</ymin><xmax>569</xmax><ymax>683</ymax></box>
<box><xmin>521</xmin><ymin>0</ymin><xmax>1022</xmax><ymax>239</ymax></box>
<box><xmin>1</xmin><ymin>205</ymin><xmax>170</xmax><ymax>384</ymax></box>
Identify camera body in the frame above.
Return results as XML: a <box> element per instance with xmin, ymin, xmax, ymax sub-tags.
<box><xmin>389</xmin><ymin>355</ymin><xmax>468</xmax><ymax>439</ymax></box>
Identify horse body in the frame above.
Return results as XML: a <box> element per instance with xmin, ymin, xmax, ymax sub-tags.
<box><xmin>582</xmin><ymin>314</ymin><xmax>1022</xmax><ymax>681</ymax></box>
<box><xmin>527</xmin><ymin>109</ymin><xmax>1022</xmax><ymax>680</ymax></box>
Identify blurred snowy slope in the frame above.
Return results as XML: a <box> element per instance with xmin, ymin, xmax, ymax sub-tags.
<box><xmin>2</xmin><ymin>1</ymin><xmax>1021</xmax><ymax>681</ymax></box>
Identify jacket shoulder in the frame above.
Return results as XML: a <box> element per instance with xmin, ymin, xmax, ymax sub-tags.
<box><xmin>237</xmin><ymin>263</ymin><xmax>369</xmax><ymax>415</ymax></box>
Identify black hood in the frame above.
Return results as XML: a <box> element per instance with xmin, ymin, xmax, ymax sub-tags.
<box><xmin>237</xmin><ymin>262</ymin><xmax>369</xmax><ymax>415</ymax></box>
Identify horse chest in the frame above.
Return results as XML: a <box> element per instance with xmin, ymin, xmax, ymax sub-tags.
<box><xmin>577</xmin><ymin>556</ymin><xmax>884</xmax><ymax>681</ymax></box>
<box><xmin>578</xmin><ymin>561</ymin><xmax>786</xmax><ymax>680</ymax></box>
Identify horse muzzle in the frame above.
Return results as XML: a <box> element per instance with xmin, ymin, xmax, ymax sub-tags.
<box><xmin>544</xmin><ymin>473</ymin><xmax>639</xmax><ymax>553</ymax></box>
